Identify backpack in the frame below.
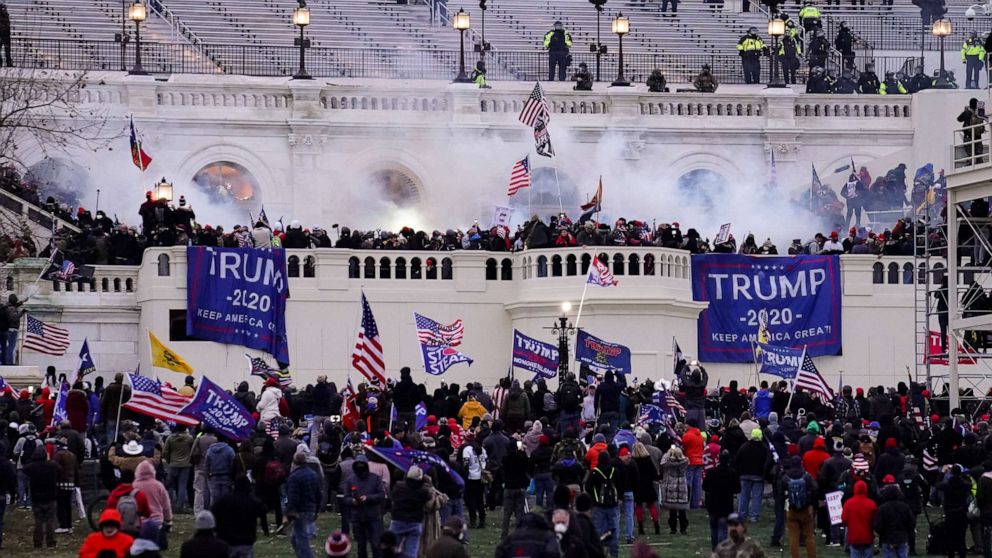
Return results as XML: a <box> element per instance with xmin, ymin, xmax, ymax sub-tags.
<box><xmin>593</xmin><ymin>468</ymin><xmax>618</xmax><ymax>507</ymax></box>
<box><xmin>18</xmin><ymin>436</ymin><xmax>36</xmax><ymax>466</ymax></box>
<box><xmin>786</xmin><ymin>476</ymin><xmax>809</xmax><ymax>510</ymax></box>
<box><xmin>264</xmin><ymin>459</ymin><xmax>288</xmax><ymax>485</ymax></box>
<box><xmin>560</xmin><ymin>383</ymin><xmax>581</xmax><ymax>412</ymax></box>
<box><xmin>116</xmin><ymin>489</ymin><xmax>140</xmax><ymax>533</ymax></box>
<box><xmin>543</xmin><ymin>392</ymin><xmax>558</xmax><ymax>413</ymax></box>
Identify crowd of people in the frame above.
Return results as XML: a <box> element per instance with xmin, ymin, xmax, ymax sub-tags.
<box><xmin>0</xmin><ymin>362</ymin><xmax>990</xmax><ymax>558</ymax></box>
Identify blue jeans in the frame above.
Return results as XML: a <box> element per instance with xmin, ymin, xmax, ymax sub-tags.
<box><xmin>881</xmin><ymin>543</ymin><xmax>908</xmax><ymax>558</ymax></box>
<box><xmin>439</xmin><ymin>497</ymin><xmax>464</xmax><ymax>524</ymax></box>
<box><xmin>534</xmin><ymin>473</ymin><xmax>555</xmax><ymax>509</ymax></box>
<box><xmin>208</xmin><ymin>476</ymin><xmax>232</xmax><ymax>504</ymax></box>
<box><xmin>738</xmin><ymin>476</ymin><xmax>764</xmax><ymax>521</ymax></box>
<box><xmin>622</xmin><ymin>492</ymin><xmax>635</xmax><ymax>541</ymax></box>
<box><xmin>850</xmin><ymin>543</ymin><xmax>874</xmax><ymax>558</ymax></box>
<box><xmin>592</xmin><ymin>506</ymin><xmax>620</xmax><ymax>558</ymax></box>
<box><xmin>709</xmin><ymin>514</ymin><xmax>728</xmax><ymax>550</ymax></box>
<box><xmin>687</xmin><ymin>465</ymin><xmax>704</xmax><ymax>509</ymax></box>
<box><xmin>388</xmin><ymin>519</ymin><xmax>423</xmax><ymax>558</ymax></box>
<box><xmin>230</xmin><ymin>545</ymin><xmax>254</xmax><ymax>558</ymax></box>
<box><xmin>17</xmin><ymin>470</ymin><xmax>30</xmax><ymax>507</ymax></box>
<box><xmin>772</xmin><ymin>482</ymin><xmax>785</xmax><ymax>544</ymax></box>
<box><xmin>167</xmin><ymin>466</ymin><xmax>191</xmax><ymax>511</ymax></box>
<box><xmin>353</xmin><ymin>518</ymin><xmax>383</xmax><ymax>558</ymax></box>
<box><xmin>2</xmin><ymin>329</ymin><xmax>16</xmax><ymax>365</ymax></box>
<box><xmin>290</xmin><ymin>512</ymin><xmax>316</xmax><ymax>558</ymax></box>
<box><xmin>600</xmin><ymin>412</ymin><xmax>620</xmax><ymax>433</ymax></box>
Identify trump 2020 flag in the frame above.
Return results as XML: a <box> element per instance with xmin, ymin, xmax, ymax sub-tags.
<box><xmin>51</xmin><ymin>380</ymin><xmax>69</xmax><ymax>426</ymax></box>
<box><xmin>638</xmin><ymin>403</ymin><xmax>665</xmax><ymax>426</ymax></box>
<box><xmin>369</xmin><ymin>446</ymin><xmax>465</xmax><ymax>488</ymax></box>
<box><xmin>420</xmin><ymin>344</ymin><xmax>473</xmax><ymax>376</ymax></box>
<box><xmin>179</xmin><ymin>376</ymin><xmax>256</xmax><ymax>441</ymax></box>
<box><xmin>587</xmin><ymin>258</ymin><xmax>618</xmax><ymax>287</ymax></box>
<box><xmin>77</xmin><ymin>339</ymin><xmax>96</xmax><ymax>380</ymax></box>
<box><xmin>754</xmin><ymin>341</ymin><xmax>803</xmax><ymax>378</ymax></box>
<box><xmin>511</xmin><ymin>329</ymin><xmax>559</xmax><ymax>379</ymax></box>
<box><xmin>415</xmin><ymin>401</ymin><xmax>428</xmax><ymax>431</ymax></box>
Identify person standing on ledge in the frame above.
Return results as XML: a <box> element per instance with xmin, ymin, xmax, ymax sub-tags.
<box><xmin>543</xmin><ymin>21</ymin><xmax>572</xmax><ymax>82</ymax></box>
<box><xmin>737</xmin><ymin>27</ymin><xmax>766</xmax><ymax>84</ymax></box>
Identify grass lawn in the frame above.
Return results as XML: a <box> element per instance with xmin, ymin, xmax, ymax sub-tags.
<box><xmin>0</xmin><ymin>505</ymin><xmax>921</xmax><ymax>558</ymax></box>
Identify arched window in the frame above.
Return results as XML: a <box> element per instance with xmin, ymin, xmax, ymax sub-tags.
<box><xmin>53</xmin><ymin>281</ymin><xmax>61</xmax><ymax>292</ymax></box>
<box><xmin>441</xmin><ymin>258</ymin><xmax>453</xmax><ymax>280</ymax></box>
<box><xmin>395</xmin><ymin>257</ymin><xmax>407</xmax><ymax>279</ymax></box>
<box><xmin>501</xmin><ymin>258</ymin><xmax>513</xmax><ymax>280</ymax></box>
<box><xmin>101</xmin><ymin>278</ymin><xmax>109</xmax><ymax>292</ymax></box>
<box><xmin>597</xmin><ymin>253</ymin><xmax>608</xmax><ymax>266</ymax></box>
<box><xmin>887</xmin><ymin>262</ymin><xmax>899</xmax><ymax>284</ymax></box>
<box><xmin>287</xmin><ymin>255</ymin><xmax>300</xmax><ymax>278</ymax></box>
<box><xmin>303</xmin><ymin>256</ymin><xmax>316</xmax><ymax>278</ymax></box>
<box><xmin>191</xmin><ymin>161</ymin><xmax>260</xmax><ymax>207</ymax></box>
<box><xmin>366</xmin><ymin>168</ymin><xmax>422</xmax><ymax>209</ymax></box>
<box><xmin>872</xmin><ymin>262</ymin><xmax>884</xmax><ymax>284</ymax></box>
<box><xmin>379</xmin><ymin>257</ymin><xmax>391</xmax><ymax>279</ymax></box>
<box><xmin>677</xmin><ymin>169</ymin><xmax>728</xmax><ymax>212</ymax></box>
<box><xmin>628</xmin><ymin>254</ymin><xmax>640</xmax><ymax>276</ymax></box>
<box><xmin>566</xmin><ymin>255</ymin><xmax>577</xmax><ymax>276</ymax></box>
<box><xmin>113</xmin><ymin>278</ymin><xmax>121</xmax><ymax>292</ymax></box>
<box><xmin>581</xmin><ymin>253</ymin><xmax>592</xmax><ymax>275</ymax></box>
<box><xmin>903</xmin><ymin>262</ymin><xmax>914</xmax><ymax>285</ymax></box>
<box><xmin>157</xmin><ymin>254</ymin><xmax>170</xmax><ymax>276</ymax></box>
<box><xmin>125</xmin><ymin>278</ymin><xmax>133</xmax><ymax>292</ymax></box>
<box><xmin>426</xmin><ymin>258</ymin><xmax>438</xmax><ymax>280</ymax></box>
<box><xmin>348</xmin><ymin>257</ymin><xmax>360</xmax><ymax>279</ymax></box>
<box><xmin>612</xmin><ymin>253</ymin><xmax>624</xmax><ymax>276</ymax></box>
<box><xmin>486</xmin><ymin>258</ymin><xmax>497</xmax><ymax>281</ymax></box>
<box><xmin>364</xmin><ymin>257</ymin><xmax>375</xmax><ymax>279</ymax></box>
<box><xmin>4</xmin><ymin>276</ymin><xmax>12</xmax><ymax>291</ymax></box>
<box><xmin>537</xmin><ymin>255</ymin><xmax>548</xmax><ymax>278</ymax></box>
<box><xmin>411</xmin><ymin>258</ymin><xmax>422</xmax><ymax>279</ymax></box>
<box><xmin>552</xmin><ymin>255</ymin><xmax>563</xmax><ymax>277</ymax></box>
<box><xmin>644</xmin><ymin>254</ymin><xmax>655</xmax><ymax>275</ymax></box>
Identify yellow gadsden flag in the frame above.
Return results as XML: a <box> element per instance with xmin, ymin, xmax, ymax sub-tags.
<box><xmin>149</xmin><ymin>330</ymin><xmax>194</xmax><ymax>375</ymax></box>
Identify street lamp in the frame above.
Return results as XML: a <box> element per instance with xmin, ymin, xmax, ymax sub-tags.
<box><xmin>767</xmin><ymin>18</ymin><xmax>786</xmax><ymax>88</ymax></box>
<box><xmin>154</xmin><ymin>177</ymin><xmax>173</xmax><ymax>202</ymax></box>
<box><xmin>549</xmin><ymin>301</ymin><xmax>577</xmax><ymax>383</ymax></box>
<box><xmin>292</xmin><ymin>6</ymin><xmax>312</xmax><ymax>80</ymax></box>
<box><xmin>589</xmin><ymin>0</ymin><xmax>608</xmax><ymax>82</ymax></box>
<box><xmin>127</xmin><ymin>1</ymin><xmax>148</xmax><ymax>75</ymax></box>
<box><xmin>932</xmin><ymin>19</ymin><xmax>953</xmax><ymax>89</ymax></box>
<box><xmin>452</xmin><ymin>8</ymin><xmax>472</xmax><ymax>83</ymax></box>
<box><xmin>475</xmin><ymin>0</ymin><xmax>491</xmax><ymax>60</ymax></box>
<box><xmin>611</xmin><ymin>12</ymin><xmax>630</xmax><ymax>87</ymax></box>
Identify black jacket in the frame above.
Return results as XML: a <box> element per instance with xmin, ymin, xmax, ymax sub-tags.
<box><xmin>873</xmin><ymin>485</ymin><xmax>916</xmax><ymax>545</ymax></box>
<box><xmin>734</xmin><ymin>440</ymin><xmax>771</xmax><ymax>478</ymax></box>
<box><xmin>390</xmin><ymin>478</ymin><xmax>431</xmax><ymax>523</ymax></box>
<box><xmin>703</xmin><ymin>464</ymin><xmax>740</xmax><ymax>517</ymax></box>
<box><xmin>503</xmin><ymin>448</ymin><xmax>532</xmax><ymax>490</ymax></box>
<box><xmin>180</xmin><ymin>533</ymin><xmax>231</xmax><ymax>558</ymax></box>
<box><xmin>938</xmin><ymin>473</ymin><xmax>972</xmax><ymax>514</ymax></box>
<box><xmin>392</xmin><ymin>378</ymin><xmax>421</xmax><ymax>413</ymax></box>
<box><xmin>22</xmin><ymin>448</ymin><xmax>59</xmax><ymax>503</ymax></box>
<box><xmin>311</xmin><ymin>382</ymin><xmax>333</xmax><ymax>416</ymax></box>
<box><xmin>493</xmin><ymin>513</ymin><xmax>561</xmax><ymax>558</ymax></box>
<box><xmin>212</xmin><ymin>486</ymin><xmax>269</xmax><ymax>546</ymax></box>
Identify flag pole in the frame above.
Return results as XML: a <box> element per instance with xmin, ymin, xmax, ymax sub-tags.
<box><xmin>749</xmin><ymin>337</ymin><xmax>761</xmax><ymax>389</ymax></box>
<box><xmin>570</xmin><ymin>278</ymin><xmax>591</xmax><ymax>377</ymax></box>
<box><xmin>553</xmin><ymin>167</ymin><xmax>564</xmax><ymax>216</ymax></box>
<box><xmin>786</xmin><ymin>344</ymin><xmax>807</xmax><ymax>413</ymax></box>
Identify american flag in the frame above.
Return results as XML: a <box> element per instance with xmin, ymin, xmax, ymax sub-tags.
<box><xmin>23</xmin><ymin>315</ymin><xmax>71</xmax><ymax>356</ymax></box>
<box><xmin>123</xmin><ymin>373</ymin><xmax>198</xmax><ymax>426</ymax></box>
<box><xmin>518</xmin><ymin>82</ymin><xmax>549</xmax><ymax>127</ymax></box>
<box><xmin>244</xmin><ymin>354</ymin><xmax>292</xmax><ymax>387</ymax></box>
<box><xmin>507</xmin><ymin>156</ymin><xmax>531</xmax><ymax>197</ymax></box>
<box><xmin>58</xmin><ymin>260</ymin><xmax>75</xmax><ymax>280</ymax></box>
<box><xmin>353</xmin><ymin>293</ymin><xmax>386</xmax><ymax>385</ymax></box>
<box><xmin>0</xmin><ymin>376</ymin><xmax>7</xmax><ymax>391</ymax></box>
<box><xmin>795</xmin><ymin>352</ymin><xmax>835</xmax><ymax>405</ymax></box>
<box><xmin>586</xmin><ymin>258</ymin><xmax>618</xmax><ymax>287</ymax></box>
<box><xmin>656</xmin><ymin>388</ymin><xmax>685</xmax><ymax>416</ymax></box>
<box><xmin>414</xmin><ymin>313</ymin><xmax>464</xmax><ymax>347</ymax></box>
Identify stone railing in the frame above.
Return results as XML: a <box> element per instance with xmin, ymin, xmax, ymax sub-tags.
<box><xmin>794</xmin><ymin>97</ymin><xmax>912</xmax><ymax>119</ymax></box>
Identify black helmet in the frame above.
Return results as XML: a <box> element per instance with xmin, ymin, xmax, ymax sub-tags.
<box><xmin>748</xmin><ymin>26</ymin><xmax>758</xmax><ymax>33</ymax></box>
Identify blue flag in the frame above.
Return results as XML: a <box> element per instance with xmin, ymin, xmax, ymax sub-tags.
<box><xmin>575</xmin><ymin>329</ymin><xmax>632</xmax><ymax>374</ymax></box>
<box><xmin>638</xmin><ymin>403</ymin><xmax>664</xmax><ymax>425</ymax></box>
<box><xmin>389</xmin><ymin>403</ymin><xmax>397</xmax><ymax>428</ymax></box>
<box><xmin>511</xmin><ymin>329</ymin><xmax>559</xmax><ymax>379</ymax></box>
<box><xmin>0</xmin><ymin>376</ymin><xmax>7</xmax><ymax>392</ymax></box>
<box><xmin>613</xmin><ymin>429</ymin><xmax>637</xmax><ymax>449</ymax></box>
<box><xmin>420</xmin><ymin>344</ymin><xmax>473</xmax><ymax>376</ymax></box>
<box><xmin>186</xmin><ymin>247</ymin><xmax>290</xmax><ymax>364</ymax></box>
<box><xmin>51</xmin><ymin>380</ymin><xmax>69</xmax><ymax>426</ymax></box>
<box><xmin>754</xmin><ymin>342</ymin><xmax>803</xmax><ymax>378</ymax></box>
<box><xmin>415</xmin><ymin>401</ymin><xmax>428</xmax><ymax>431</ymax></box>
<box><xmin>369</xmin><ymin>446</ymin><xmax>465</xmax><ymax>488</ymax></box>
<box><xmin>179</xmin><ymin>376</ymin><xmax>256</xmax><ymax>441</ymax></box>
<box><xmin>77</xmin><ymin>339</ymin><xmax>96</xmax><ymax>380</ymax></box>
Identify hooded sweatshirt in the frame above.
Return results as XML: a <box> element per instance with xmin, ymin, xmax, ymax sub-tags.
<box><xmin>79</xmin><ymin>509</ymin><xmax>135</xmax><ymax>558</ymax></box>
<box><xmin>802</xmin><ymin>437</ymin><xmax>830</xmax><ymax>478</ymax></box>
<box><xmin>132</xmin><ymin>459</ymin><xmax>172</xmax><ymax>524</ymax></box>
<box><xmin>842</xmin><ymin>480</ymin><xmax>877</xmax><ymax>545</ymax></box>
<box><xmin>873</xmin><ymin>484</ymin><xmax>915</xmax><ymax>545</ymax></box>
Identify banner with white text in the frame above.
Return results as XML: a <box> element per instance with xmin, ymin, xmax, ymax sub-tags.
<box><xmin>691</xmin><ymin>254</ymin><xmax>841</xmax><ymax>363</ymax></box>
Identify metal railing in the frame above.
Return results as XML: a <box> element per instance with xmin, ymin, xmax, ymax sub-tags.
<box><xmin>8</xmin><ymin>38</ymin><xmax>919</xmax><ymax>84</ymax></box>
<box><xmin>824</xmin><ymin>16</ymin><xmax>992</xmax><ymax>51</ymax></box>
<box><xmin>952</xmin><ymin>121</ymin><xmax>991</xmax><ymax>170</ymax></box>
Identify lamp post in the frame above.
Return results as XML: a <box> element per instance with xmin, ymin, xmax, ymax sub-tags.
<box><xmin>476</xmin><ymin>0</ymin><xmax>491</xmax><ymax>60</ymax></box>
<box><xmin>590</xmin><ymin>0</ymin><xmax>608</xmax><ymax>82</ymax></box>
<box><xmin>933</xmin><ymin>19</ymin><xmax>953</xmax><ymax>89</ymax></box>
<box><xmin>452</xmin><ymin>8</ymin><xmax>473</xmax><ymax>83</ymax></box>
<box><xmin>127</xmin><ymin>1</ymin><xmax>147</xmax><ymax>75</ymax></box>
<box><xmin>550</xmin><ymin>301</ymin><xmax>577</xmax><ymax>384</ymax></box>
<box><xmin>611</xmin><ymin>12</ymin><xmax>630</xmax><ymax>87</ymax></box>
<box><xmin>767</xmin><ymin>18</ymin><xmax>786</xmax><ymax>88</ymax></box>
<box><xmin>154</xmin><ymin>177</ymin><xmax>173</xmax><ymax>202</ymax></box>
<box><xmin>292</xmin><ymin>6</ymin><xmax>312</xmax><ymax>80</ymax></box>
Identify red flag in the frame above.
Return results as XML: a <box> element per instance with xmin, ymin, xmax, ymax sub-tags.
<box><xmin>130</xmin><ymin>117</ymin><xmax>152</xmax><ymax>171</ymax></box>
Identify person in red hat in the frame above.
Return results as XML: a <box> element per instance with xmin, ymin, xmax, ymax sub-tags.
<box><xmin>822</xmin><ymin>231</ymin><xmax>844</xmax><ymax>254</ymax></box>
<box><xmin>324</xmin><ymin>530</ymin><xmax>351</xmax><ymax>557</ymax></box>
<box><xmin>874</xmin><ymin>438</ymin><xmax>905</xmax><ymax>484</ymax></box>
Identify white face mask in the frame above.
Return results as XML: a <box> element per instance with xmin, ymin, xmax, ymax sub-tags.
<box><xmin>554</xmin><ymin>523</ymin><xmax>568</xmax><ymax>535</ymax></box>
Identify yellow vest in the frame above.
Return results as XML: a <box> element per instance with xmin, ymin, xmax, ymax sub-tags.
<box><xmin>738</xmin><ymin>36</ymin><xmax>765</xmax><ymax>52</ymax></box>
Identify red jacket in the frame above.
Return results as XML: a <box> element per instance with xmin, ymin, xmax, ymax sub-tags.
<box><xmin>802</xmin><ymin>438</ymin><xmax>830</xmax><ymax>479</ymax></box>
<box><xmin>585</xmin><ymin>442</ymin><xmax>609</xmax><ymax>469</ymax></box>
<box><xmin>79</xmin><ymin>509</ymin><xmax>135</xmax><ymax>558</ymax></box>
<box><xmin>841</xmin><ymin>481</ymin><xmax>877</xmax><ymax>545</ymax></box>
<box><xmin>683</xmin><ymin>427</ymin><xmax>705</xmax><ymax>466</ymax></box>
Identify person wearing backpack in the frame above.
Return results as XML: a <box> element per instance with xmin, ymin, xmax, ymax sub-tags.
<box><xmin>108</xmin><ymin>469</ymin><xmax>152</xmax><ymax>537</ymax></box>
<box><xmin>13</xmin><ymin>423</ymin><xmax>38</xmax><ymax>508</ymax></box>
<box><xmin>586</xmin><ymin>450</ymin><xmax>621</xmax><ymax>558</ymax></box>
<box><xmin>781</xmin><ymin>456</ymin><xmax>818</xmax><ymax>558</ymax></box>
<box><xmin>204</xmin><ymin>436</ymin><xmax>235</xmax><ymax>504</ymax></box>
<box><xmin>556</xmin><ymin>373</ymin><xmax>583</xmax><ymax>435</ymax></box>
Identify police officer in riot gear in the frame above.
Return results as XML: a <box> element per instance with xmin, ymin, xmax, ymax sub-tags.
<box><xmin>544</xmin><ymin>20</ymin><xmax>573</xmax><ymax>81</ymax></box>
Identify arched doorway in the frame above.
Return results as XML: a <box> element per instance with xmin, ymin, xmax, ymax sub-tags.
<box><xmin>508</xmin><ymin>167</ymin><xmax>580</xmax><ymax>218</ymax></box>
<box><xmin>191</xmin><ymin>161</ymin><xmax>261</xmax><ymax>207</ymax></box>
<box><xmin>677</xmin><ymin>169</ymin><xmax>727</xmax><ymax>211</ymax></box>
<box><xmin>369</xmin><ymin>168</ymin><xmax>421</xmax><ymax>208</ymax></box>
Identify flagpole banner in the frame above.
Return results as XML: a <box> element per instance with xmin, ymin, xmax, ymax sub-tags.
<box><xmin>511</xmin><ymin>329</ymin><xmax>559</xmax><ymax>379</ymax></box>
<box><xmin>186</xmin><ymin>247</ymin><xmax>290</xmax><ymax>364</ymax></box>
<box><xmin>575</xmin><ymin>329</ymin><xmax>632</xmax><ymax>374</ymax></box>
<box><xmin>754</xmin><ymin>342</ymin><xmax>803</xmax><ymax>378</ymax></box>
<box><xmin>692</xmin><ymin>254</ymin><xmax>842</xmax><ymax>363</ymax></box>
<box><xmin>179</xmin><ymin>376</ymin><xmax>256</xmax><ymax>441</ymax></box>
<box><xmin>420</xmin><ymin>345</ymin><xmax>473</xmax><ymax>375</ymax></box>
